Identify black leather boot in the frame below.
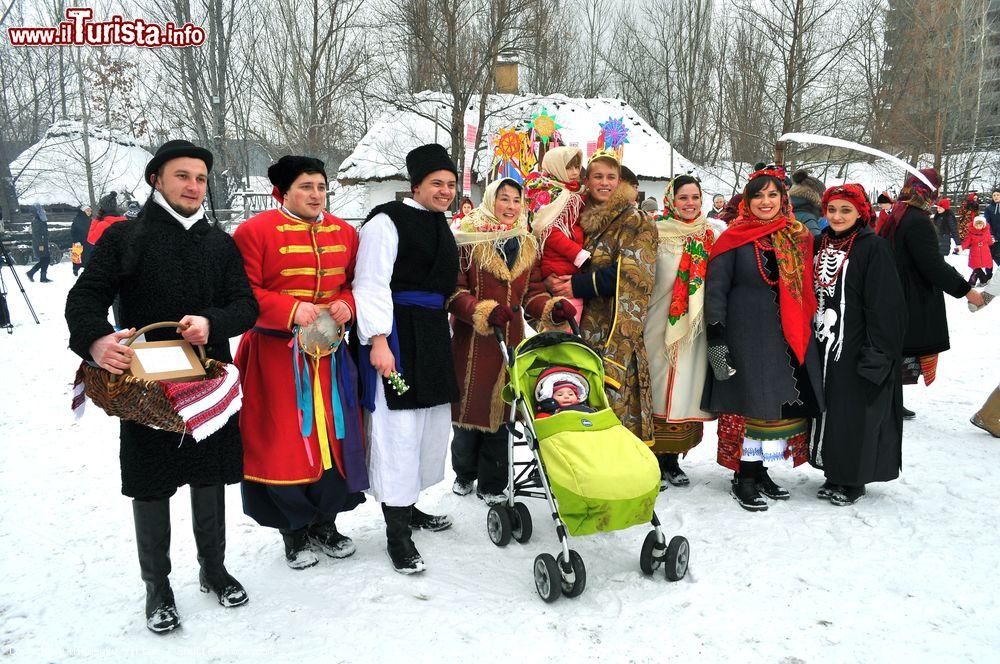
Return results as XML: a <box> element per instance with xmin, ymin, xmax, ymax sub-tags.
<box><xmin>659</xmin><ymin>453</ymin><xmax>690</xmax><ymax>488</ymax></box>
<box><xmin>307</xmin><ymin>518</ymin><xmax>357</xmax><ymax>559</ymax></box>
<box><xmin>190</xmin><ymin>485</ymin><xmax>248</xmax><ymax>607</ymax></box>
<box><xmin>383</xmin><ymin>504</ymin><xmax>425</xmax><ymax>574</ymax></box>
<box><xmin>730</xmin><ymin>461</ymin><xmax>768</xmax><ymax>512</ymax></box>
<box><xmin>280</xmin><ymin>527</ymin><xmax>319</xmax><ymax>570</ymax></box>
<box><xmin>133</xmin><ymin>498</ymin><xmax>180</xmax><ymax>633</ymax></box>
<box><xmin>409</xmin><ymin>506</ymin><xmax>452</xmax><ymax>532</ymax></box>
<box><xmin>830</xmin><ymin>484</ymin><xmax>866</xmax><ymax>506</ymax></box>
<box><xmin>757</xmin><ymin>466</ymin><xmax>790</xmax><ymax>500</ymax></box>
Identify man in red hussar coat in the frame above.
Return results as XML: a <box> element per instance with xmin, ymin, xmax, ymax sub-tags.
<box><xmin>233</xmin><ymin>155</ymin><xmax>368</xmax><ymax>570</ymax></box>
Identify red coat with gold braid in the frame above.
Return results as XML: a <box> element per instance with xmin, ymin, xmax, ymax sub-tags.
<box><xmin>233</xmin><ymin>207</ymin><xmax>358</xmax><ymax>484</ymax></box>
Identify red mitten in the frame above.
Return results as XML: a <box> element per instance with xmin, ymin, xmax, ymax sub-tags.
<box><xmin>488</xmin><ymin>304</ymin><xmax>515</xmax><ymax>327</ymax></box>
<box><xmin>552</xmin><ymin>300</ymin><xmax>577</xmax><ymax>322</ymax></box>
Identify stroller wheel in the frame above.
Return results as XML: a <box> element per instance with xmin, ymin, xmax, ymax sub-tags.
<box><xmin>487</xmin><ymin>505</ymin><xmax>513</xmax><ymax>547</ymax></box>
<box><xmin>664</xmin><ymin>536</ymin><xmax>690</xmax><ymax>582</ymax></box>
<box><xmin>558</xmin><ymin>550</ymin><xmax>587</xmax><ymax>598</ymax></box>
<box><xmin>511</xmin><ymin>502</ymin><xmax>533</xmax><ymax>544</ymax></box>
<box><xmin>533</xmin><ymin>553</ymin><xmax>561</xmax><ymax>603</ymax></box>
<box><xmin>639</xmin><ymin>530</ymin><xmax>665</xmax><ymax>575</ymax></box>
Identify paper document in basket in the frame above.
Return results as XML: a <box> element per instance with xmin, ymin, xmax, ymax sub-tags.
<box><xmin>133</xmin><ymin>346</ymin><xmax>192</xmax><ymax>374</ymax></box>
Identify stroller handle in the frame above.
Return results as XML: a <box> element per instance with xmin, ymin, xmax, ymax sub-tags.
<box><xmin>554</xmin><ymin>300</ymin><xmax>581</xmax><ymax>336</ymax></box>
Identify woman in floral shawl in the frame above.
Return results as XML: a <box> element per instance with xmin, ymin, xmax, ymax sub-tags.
<box><xmin>701</xmin><ymin>167</ymin><xmax>825</xmax><ymax>512</ymax></box>
<box><xmin>447</xmin><ymin>178</ymin><xmax>573</xmax><ymax>503</ymax></box>
<box><xmin>644</xmin><ymin>175</ymin><xmax>718</xmax><ymax>489</ymax></box>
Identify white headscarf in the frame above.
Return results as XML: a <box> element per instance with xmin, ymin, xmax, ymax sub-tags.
<box><xmin>530</xmin><ymin>146</ymin><xmax>584</xmax><ymax>239</ymax></box>
<box><xmin>453</xmin><ymin>178</ymin><xmax>529</xmax><ymax>247</ymax></box>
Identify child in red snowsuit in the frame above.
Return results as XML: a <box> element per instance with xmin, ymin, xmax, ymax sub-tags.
<box><xmin>962</xmin><ymin>215</ymin><xmax>995</xmax><ymax>286</ymax></box>
<box><xmin>525</xmin><ymin>146</ymin><xmax>586</xmax><ymax>324</ymax></box>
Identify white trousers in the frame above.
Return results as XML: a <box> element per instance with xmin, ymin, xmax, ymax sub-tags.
<box><xmin>364</xmin><ymin>380</ymin><xmax>452</xmax><ymax>507</ymax></box>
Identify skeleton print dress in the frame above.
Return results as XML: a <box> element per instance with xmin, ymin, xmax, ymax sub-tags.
<box><xmin>809</xmin><ymin>225</ymin><xmax>907</xmax><ymax>486</ymax></box>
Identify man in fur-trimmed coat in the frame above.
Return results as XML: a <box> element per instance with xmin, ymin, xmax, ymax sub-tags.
<box><xmin>544</xmin><ymin>151</ymin><xmax>658</xmax><ymax>443</ymax></box>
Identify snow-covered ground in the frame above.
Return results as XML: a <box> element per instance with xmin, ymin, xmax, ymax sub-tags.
<box><xmin>1</xmin><ymin>258</ymin><xmax>997</xmax><ymax>662</ymax></box>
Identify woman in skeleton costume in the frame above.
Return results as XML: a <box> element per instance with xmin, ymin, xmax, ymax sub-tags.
<box><xmin>810</xmin><ymin>184</ymin><xmax>907</xmax><ymax>506</ymax></box>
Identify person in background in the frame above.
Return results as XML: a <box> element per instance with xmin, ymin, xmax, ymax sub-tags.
<box><xmin>707</xmin><ymin>193</ymin><xmax>726</xmax><ymax>219</ymax></box>
<box><xmin>70</xmin><ymin>204</ymin><xmax>92</xmax><ymax>277</ymax></box>
<box><xmin>957</xmin><ymin>193</ymin><xmax>979</xmax><ymax>241</ymax></box>
<box><xmin>875</xmin><ymin>192</ymin><xmax>894</xmax><ymax>233</ymax></box>
<box><xmin>718</xmin><ymin>193</ymin><xmax>743</xmax><ymax>227</ymax></box>
<box><xmin>25</xmin><ymin>204</ymin><xmax>51</xmax><ymax>283</ymax></box>
<box><xmin>640</xmin><ymin>197</ymin><xmax>658</xmax><ymax>213</ymax></box>
<box><xmin>932</xmin><ymin>198</ymin><xmax>960</xmax><ymax>257</ymax></box>
<box><xmin>449</xmin><ymin>196</ymin><xmax>475</xmax><ymax>230</ymax></box>
<box><xmin>789</xmin><ymin>169</ymin><xmax>826</xmax><ymax>236</ymax></box>
<box><xmin>983</xmin><ymin>189</ymin><xmax>1000</xmax><ymax>267</ymax></box>
<box><xmin>125</xmin><ymin>200</ymin><xmax>142</xmax><ymax>220</ymax></box>
<box><xmin>85</xmin><ymin>192</ymin><xmax>126</xmax><ymax>267</ymax></box>
<box><xmin>961</xmin><ymin>215</ymin><xmax>994</xmax><ymax>286</ymax></box>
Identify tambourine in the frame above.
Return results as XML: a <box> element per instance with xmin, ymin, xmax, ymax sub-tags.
<box><xmin>296</xmin><ymin>306</ymin><xmax>345</xmax><ymax>359</ymax></box>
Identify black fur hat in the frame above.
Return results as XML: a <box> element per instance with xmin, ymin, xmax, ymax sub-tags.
<box><xmin>267</xmin><ymin>155</ymin><xmax>327</xmax><ymax>196</ymax></box>
<box><xmin>406</xmin><ymin>144</ymin><xmax>457</xmax><ymax>188</ymax></box>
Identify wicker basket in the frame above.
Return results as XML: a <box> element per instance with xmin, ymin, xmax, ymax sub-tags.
<box><xmin>81</xmin><ymin>321</ymin><xmax>223</xmax><ymax>432</ymax></box>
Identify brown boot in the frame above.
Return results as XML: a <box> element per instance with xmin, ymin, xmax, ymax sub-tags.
<box><xmin>971</xmin><ymin>386</ymin><xmax>1000</xmax><ymax>438</ymax></box>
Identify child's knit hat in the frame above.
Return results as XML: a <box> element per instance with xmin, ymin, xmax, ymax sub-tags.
<box><xmin>534</xmin><ymin>367</ymin><xmax>589</xmax><ymax>403</ymax></box>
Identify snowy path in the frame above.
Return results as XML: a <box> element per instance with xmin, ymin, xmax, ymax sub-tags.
<box><xmin>1</xmin><ymin>259</ymin><xmax>996</xmax><ymax>662</ymax></box>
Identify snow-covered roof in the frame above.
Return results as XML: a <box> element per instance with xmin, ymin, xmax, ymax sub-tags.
<box><xmin>9</xmin><ymin>120</ymin><xmax>153</xmax><ymax>207</ymax></box>
<box><xmin>337</xmin><ymin>92</ymin><xmax>698</xmax><ymax>184</ymax></box>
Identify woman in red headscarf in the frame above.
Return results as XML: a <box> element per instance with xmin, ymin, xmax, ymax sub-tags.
<box><xmin>877</xmin><ymin>169</ymin><xmax>984</xmax><ymax>418</ymax></box>
<box><xmin>809</xmin><ymin>184</ymin><xmax>906</xmax><ymax>507</ymax></box>
<box><xmin>701</xmin><ymin>167</ymin><xmax>824</xmax><ymax>512</ymax></box>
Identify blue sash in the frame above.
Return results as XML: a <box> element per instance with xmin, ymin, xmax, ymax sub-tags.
<box><xmin>359</xmin><ymin>290</ymin><xmax>445</xmax><ymax>411</ymax></box>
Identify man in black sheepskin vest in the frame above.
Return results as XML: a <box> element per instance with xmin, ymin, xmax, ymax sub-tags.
<box><xmin>65</xmin><ymin>140</ymin><xmax>258</xmax><ymax>634</ymax></box>
<box><xmin>352</xmin><ymin>143</ymin><xmax>461</xmax><ymax>575</ymax></box>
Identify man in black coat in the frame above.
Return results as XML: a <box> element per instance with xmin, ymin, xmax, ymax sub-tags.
<box><xmin>65</xmin><ymin>140</ymin><xmax>258</xmax><ymax>634</ymax></box>
<box><xmin>70</xmin><ymin>204</ymin><xmax>91</xmax><ymax>276</ymax></box>
<box><xmin>25</xmin><ymin>204</ymin><xmax>52</xmax><ymax>282</ymax></box>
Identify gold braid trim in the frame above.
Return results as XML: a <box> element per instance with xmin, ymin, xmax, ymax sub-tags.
<box><xmin>472</xmin><ymin>299</ymin><xmax>500</xmax><ymax>336</ymax></box>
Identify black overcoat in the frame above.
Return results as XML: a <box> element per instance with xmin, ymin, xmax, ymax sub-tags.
<box><xmin>65</xmin><ymin>201</ymin><xmax>258</xmax><ymax>498</ymax></box>
<box><xmin>889</xmin><ymin>207</ymin><xmax>969</xmax><ymax>356</ymax></box>
<box><xmin>809</xmin><ymin>227</ymin><xmax>907</xmax><ymax>485</ymax></box>
<box><xmin>700</xmin><ymin>242</ymin><xmax>825</xmax><ymax>420</ymax></box>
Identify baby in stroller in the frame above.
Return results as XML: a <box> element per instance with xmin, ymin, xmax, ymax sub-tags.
<box><xmin>534</xmin><ymin>366</ymin><xmax>596</xmax><ymax>419</ymax></box>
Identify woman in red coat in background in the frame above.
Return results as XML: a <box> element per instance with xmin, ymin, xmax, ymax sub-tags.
<box><xmin>963</xmin><ymin>215</ymin><xmax>995</xmax><ymax>286</ymax></box>
<box><xmin>233</xmin><ymin>156</ymin><xmax>367</xmax><ymax>570</ymax></box>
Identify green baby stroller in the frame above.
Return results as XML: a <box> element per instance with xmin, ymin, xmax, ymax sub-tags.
<box><xmin>488</xmin><ymin>315</ymin><xmax>690</xmax><ymax>602</ymax></box>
